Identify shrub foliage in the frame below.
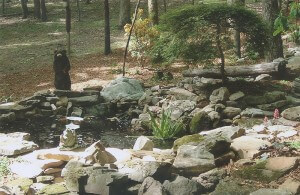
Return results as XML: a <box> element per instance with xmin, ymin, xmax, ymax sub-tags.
<box><xmin>151</xmin><ymin>3</ymin><xmax>267</xmax><ymax>81</ymax></box>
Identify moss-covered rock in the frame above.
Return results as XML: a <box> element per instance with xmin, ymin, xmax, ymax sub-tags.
<box><xmin>173</xmin><ymin>134</ymin><xmax>204</xmax><ymax>152</ymax></box>
<box><xmin>189</xmin><ymin>111</ymin><xmax>212</xmax><ymax>134</ymax></box>
<box><xmin>233</xmin><ymin>161</ymin><xmax>283</xmax><ymax>183</ymax></box>
<box><xmin>244</xmin><ymin>91</ymin><xmax>285</xmax><ymax>106</ymax></box>
<box><xmin>7</xmin><ymin>177</ymin><xmax>33</xmax><ymax>193</ymax></box>
<box><xmin>211</xmin><ymin>179</ymin><xmax>257</xmax><ymax>195</ymax></box>
<box><xmin>40</xmin><ymin>183</ymin><xmax>69</xmax><ymax>195</ymax></box>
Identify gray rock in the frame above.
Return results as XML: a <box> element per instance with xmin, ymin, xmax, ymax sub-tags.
<box><xmin>255</xmin><ymin>74</ymin><xmax>272</xmax><ymax>81</ymax></box>
<box><xmin>209</xmin><ymin>87</ymin><xmax>230</xmax><ymax>103</ymax></box>
<box><xmin>208</xmin><ymin>111</ymin><xmax>221</xmax><ymax>128</ymax></box>
<box><xmin>211</xmin><ymin>179</ymin><xmax>257</xmax><ymax>195</ymax></box>
<box><xmin>138</xmin><ymin>90</ymin><xmax>153</xmax><ymax>106</ymax></box>
<box><xmin>59</xmin><ymin>128</ymin><xmax>78</xmax><ymax>150</ymax></box>
<box><xmin>222</xmin><ymin>107</ymin><xmax>241</xmax><ymax>119</ymax></box>
<box><xmin>0</xmin><ymin>133</ymin><xmax>38</xmax><ymax>156</ymax></box>
<box><xmin>127</xmin><ymin>161</ymin><xmax>172</xmax><ymax>182</ymax></box>
<box><xmin>0</xmin><ymin>112</ymin><xmax>16</xmax><ymax>122</ymax></box>
<box><xmin>241</xmin><ymin>108</ymin><xmax>264</xmax><ymax>117</ymax></box>
<box><xmin>138</xmin><ymin>177</ymin><xmax>166</xmax><ymax>195</ymax></box>
<box><xmin>189</xmin><ymin>111</ymin><xmax>212</xmax><ymax>133</ymax></box>
<box><xmin>163</xmin><ymin>100</ymin><xmax>196</xmax><ymax>120</ymax></box>
<box><xmin>173</xmin><ymin>145</ymin><xmax>215</xmax><ymax>176</ymax></box>
<box><xmin>231</xmin><ymin>136</ymin><xmax>271</xmax><ymax>159</ymax></box>
<box><xmin>163</xmin><ymin>175</ymin><xmax>203</xmax><ymax>195</ymax></box>
<box><xmin>250</xmin><ymin>188</ymin><xmax>293</xmax><ymax>195</ymax></box>
<box><xmin>68</xmin><ymin>95</ymin><xmax>99</xmax><ymax>106</ymax></box>
<box><xmin>71</xmin><ymin>107</ymin><xmax>82</xmax><ymax>117</ymax></box>
<box><xmin>168</xmin><ymin>87</ymin><xmax>198</xmax><ymax>101</ymax></box>
<box><xmin>229</xmin><ymin>91</ymin><xmax>245</xmax><ymax>101</ymax></box>
<box><xmin>281</xmin><ymin>106</ymin><xmax>300</xmax><ymax>121</ymax></box>
<box><xmin>279</xmin><ymin>178</ymin><xmax>300</xmax><ymax>195</ymax></box>
<box><xmin>85</xmin><ymin>103</ymin><xmax>116</xmax><ymax>117</ymax></box>
<box><xmin>133</xmin><ymin>136</ymin><xmax>154</xmax><ymax>151</ymax></box>
<box><xmin>199</xmin><ymin>126</ymin><xmax>245</xmax><ymax>141</ymax></box>
<box><xmin>192</xmin><ymin>168</ymin><xmax>226</xmax><ymax>192</ymax></box>
<box><xmin>244</xmin><ymin>91</ymin><xmax>285</xmax><ymax>106</ymax></box>
<box><xmin>101</xmin><ymin>77</ymin><xmax>144</xmax><ymax>102</ymax></box>
<box><xmin>257</xmin><ymin>100</ymin><xmax>288</xmax><ymax>111</ymax></box>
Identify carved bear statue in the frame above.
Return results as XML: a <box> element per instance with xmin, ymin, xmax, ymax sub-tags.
<box><xmin>53</xmin><ymin>49</ymin><xmax>71</xmax><ymax>90</ymax></box>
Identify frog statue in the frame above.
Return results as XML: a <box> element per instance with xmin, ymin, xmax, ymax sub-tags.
<box><xmin>59</xmin><ymin>128</ymin><xmax>78</xmax><ymax>151</ymax></box>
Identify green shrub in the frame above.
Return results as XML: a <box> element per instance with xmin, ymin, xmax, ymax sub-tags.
<box><xmin>0</xmin><ymin>156</ymin><xmax>10</xmax><ymax>177</ymax></box>
<box><xmin>286</xmin><ymin>141</ymin><xmax>300</xmax><ymax>149</ymax></box>
<box><xmin>148</xmin><ymin>109</ymin><xmax>183</xmax><ymax>139</ymax></box>
<box><xmin>150</xmin><ymin>3</ymin><xmax>267</xmax><ymax>81</ymax></box>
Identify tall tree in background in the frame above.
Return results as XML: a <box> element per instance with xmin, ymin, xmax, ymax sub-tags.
<box><xmin>119</xmin><ymin>0</ymin><xmax>131</xmax><ymax>28</ymax></box>
<box><xmin>148</xmin><ymin>0</ymin><xmax>158</xmax><ymax>25</ymax></box>
<box><xmin>104</xmin><ymin>0</ymin><xmax>111</xmax><ymax>55</ymax></box>
<box><xmin>65</xmin><ymin>0</ymin><xmax>71</xmax><ymax>56</ymax></box>
<box><xmin>262</xmin><ymin>0</ymin><xmax>283</xmax><ymax>62</ymax></box>
<box><xmin>41</xmin><ymin>0</ymin><xmax>47</xmax><ymax>21</ymax></box>
<box><xmin>227</xmin><ymin>0</ymin><xmax>245</xmax><ymax>58</ymax></box>
<box><xmin>21</xmin><ymin>0</ymin><xmax>29</xmax><ymax>18</ymax></box>
<box><xmin>34</xmin><ymin>0</ymin><xmax>41</xmax><ymax>19</ymax></box>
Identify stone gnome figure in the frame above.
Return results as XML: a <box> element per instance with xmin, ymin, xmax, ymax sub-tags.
<box><xmin>53</xmin><ymin>49</ymin><xmax>71</xmax><ymax>90</ymax></box>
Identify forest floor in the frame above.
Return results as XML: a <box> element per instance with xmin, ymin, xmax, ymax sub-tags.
<box><xmin>0</xmin><ymin>0</ymin><xmax>288</xmax><ymax>102</ymax></box>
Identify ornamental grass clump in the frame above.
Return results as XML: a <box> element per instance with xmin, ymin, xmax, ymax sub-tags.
<box><xmin>148</xmin><ymin>109</ymin><xmax>183</xmax><ymax>140</ymax></box>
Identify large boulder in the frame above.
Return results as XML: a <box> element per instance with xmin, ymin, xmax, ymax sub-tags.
<box><xmin>281</xmin><ymin>106</ymin><xmax>300</xmax><ymax>121</ymax></box>
<box><xmin>222</xmin><ymin>107</ymin><xmax>242</xmax><ymax>119</ymax></box>
<box><xmin>100</xmin><ymin>77</ymin><xmax>144</xmax><ymax>102</ymax></box>
<box><xmin>211</xmin><ymin>179</ymin><xmax>257</xmax><ymax>195</ymax></box>
<box><xmin>163</xmin><ymin>175</ymin><xmax>204</xmax><ymax>195</ymax></box>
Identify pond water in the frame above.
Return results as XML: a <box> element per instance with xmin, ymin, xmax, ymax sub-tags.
<box><xmin>0</xmin><ymin>116</ymin><xmax>174</xmax><ymax>149</ymax></box>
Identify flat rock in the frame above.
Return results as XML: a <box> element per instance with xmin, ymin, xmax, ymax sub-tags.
<box><xmin>199</xmin><ymin>126</ymin><xmax>245</xmax><ymax>140</ymax></box>
<box><xmin>0</xmin><ymin>134</ymin><xmax>38</xmax><ymax>156</ymax></box>
<box><xmin>250</xmin><ymin>188</ymin><xmax>293</xmax><ymax>195</ymax></box>
<box><xmin>231</xmin><ymin>136</ymin><xmax>271</xmax><ymax>159</ymax></box>
<box><xmin>241</xmin><ymin>108</ymin><xmax>264</xmax><ymax>117</ymax></box>
<box><xmin>222</xmin><ymin>107</ymin><xmax>242</xmax><ymax>119</ymax></box>
<box><xmin>10</xmin><ymin>162</ymin><xmax>43</xmax><ymax>178</ymax></box>
<box><xmin>209</xmin><ymin>87</ymin><xmax>230</xmax><ymax>103</ymax></box>
<box><xmin>168</xmin><ymin>87</ymin><xmax>198</xmax><ymax>101</ymax></box>
<box><xmin>265</xmin><ymin>157</ymin><xmax>299</xmax><ymax>174</ymax></box>
<box><xmin>37</xmin><ymin>147</ymin><xmax>83</xmax><ymax>161</ymax></box>
<box><xmin>68</xmin><ymin>95</ymin><xmax>99</xmax><ymax>106</ymax></box>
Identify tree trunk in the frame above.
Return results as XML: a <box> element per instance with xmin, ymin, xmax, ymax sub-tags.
<box><xmin>66</xmin><ymin>0</ymin><xmax>71</xmax><ymax>56</ymax></box>
<box><xmin>21</xmin><ymin>0</ymin><xmax>28</xmax><ymax>18</ymax></box>
<box><xmin>262</xmin><ymin>0</ymin><xmax>283</xmax><ymax>62</ymax></box>
<box><xmin>148</xmin><ymin>0</ymin><xmax>158</xmax><ymax>25</ymax></box>
<box><xmin>123</xmin><ymin>0</ymin><xmax>141</xmax><ymax>76</ymax></box>
<box><xmin>34</xmin><ymin>0</ymin><xmax>41</xmax><ymax>19</ymax></box>
<box><xmin>227</xmin><ymin>0</ymin><xmax>245</xmax><ymax>58</ymax></box>
<box><xmin>163</xmin><ymin>0</ymin><xmax>167</xmax><ymax>12</ymax></box>
<box><xmin>104</xmin><ymin>0</ymin><xmax>111</xmax><ymax>55</ymax></box>
<box><xmin>41</xmin><ymin>0</ymin><xmax>47</xmax><ymax>21</ymax></box>
<box><xmin>119</xmin><ymin>0</ymin><xmax>130</xmax><ymax>28</ymax></box>
<box><xmin>216</xmin><ymin>24</ymin><xmax>226</xmax><ymax>84</ymax></box>
<box><xmin>183</xmin><ymin>59</ymin><xmax>287</xmax><ymax>78</ymax></box>
<box><xmin>2</xmin><ymin>0</ymin><xmax>5</xmax><ymax>15</ymax></box>
<box><xmin>76</xmin><ymin>0</ymin><xmax>81</xmax><ymax>21</ymax></box>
